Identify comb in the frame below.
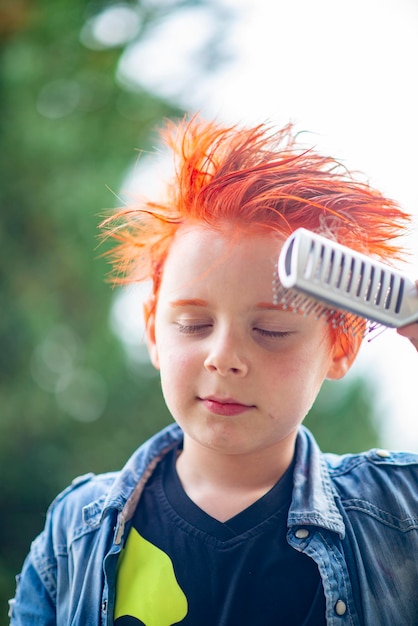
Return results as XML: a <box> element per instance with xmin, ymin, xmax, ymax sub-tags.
<box><xmin>277</xmin><ymin>228</ymin><xmax>418</xmax><ymax>330</ymax></box>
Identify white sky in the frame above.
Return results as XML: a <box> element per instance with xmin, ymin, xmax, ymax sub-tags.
<box><xmin>115</xmin><ymin>0</ymin><xmax>418</xmax><ymax>450</ymax></box>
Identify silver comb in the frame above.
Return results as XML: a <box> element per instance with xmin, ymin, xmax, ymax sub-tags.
<box><xmin>277</xmin><ymin>228</ymin><xmax>418</xmax><ymax>329</ymax></box>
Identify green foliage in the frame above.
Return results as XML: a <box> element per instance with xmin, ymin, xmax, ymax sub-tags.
<box><xmin>306</xmin><ymin>376</ymin><xmax>380</xmax><ymax>454</ymax></box>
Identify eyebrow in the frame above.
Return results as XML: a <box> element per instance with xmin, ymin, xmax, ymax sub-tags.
<box><xmin>169</xmin><ymin>298</ymin><xmax>209</xmax><ymax>308</ymax></box>
<box><xmin>169</xmin><ymin>299</ymin><xmax>286</xmax><ymax>311</ymax></box>
<box><xmin>256</xmin><ymin>302</ymin><xmax>286</xmax><ymax>311</ymax></box>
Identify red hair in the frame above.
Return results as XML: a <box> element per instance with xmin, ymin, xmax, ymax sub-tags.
<box><xmin>101</xmin><ymin>115</ymin><xmax>410</xmax><ymax>348</ymax></box>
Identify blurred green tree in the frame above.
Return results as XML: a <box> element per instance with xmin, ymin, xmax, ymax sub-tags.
<box><xmin>0</xmin><ymin>0</ymin><xmax>380</xmax><ymax>618</ymax></box>
<box><xmin>306</xmin><ymin>377</ymin><xmax>379</xmax><ymax>454</ymax></box>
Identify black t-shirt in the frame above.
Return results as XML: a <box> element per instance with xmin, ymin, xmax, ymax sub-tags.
<box><xmin>114</xmin><ymin>446</ymin><xmax>326</xmax><ymax>625</ymax></box>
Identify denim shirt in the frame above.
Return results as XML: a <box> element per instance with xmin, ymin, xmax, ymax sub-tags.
<box><xmin>9</xmin><ymin>424</ymin><xmax>418</xmax><ymax>625</ymax></box>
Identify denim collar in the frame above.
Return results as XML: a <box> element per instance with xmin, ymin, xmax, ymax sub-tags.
<box><xmin>82</xmin><ymin>424</ymin><xmax>183</xmax><ymax>533</ymax></box>
<box><xmin>289</xmin><ymin>427</ymin><xmax>345</xmax><ymax>538</ymax></box>
<box><xmin>82</xmin><ymin>424</ymin><xmax>345</xmax><ymax>540</ymax></box>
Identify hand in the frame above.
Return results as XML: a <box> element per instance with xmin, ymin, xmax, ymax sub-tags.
<box><xmin>397</xmin><ymin>323</ymin><xmax>418</xmax><ymax>351</ymax></box>
<box><xmin>397</xmin><ymin>280</ymin><xmax>418</xmax><ymax>351</ymax></box>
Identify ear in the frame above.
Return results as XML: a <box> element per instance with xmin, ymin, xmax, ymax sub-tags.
<box><xmin>144</xmin><ymin>307</ymin><xmax>160</xmax><ymax>370</ymax></box>
<box><xmin>326</xmin><ymin>333</ymin><xmax>362</xmax><ymax>380</ymax></box>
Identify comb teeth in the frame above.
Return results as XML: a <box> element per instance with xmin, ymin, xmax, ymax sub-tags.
<box><xmin>273</xmin><ymin>282</ymin><xmax>383</xmax><ymax>341</ymax></box>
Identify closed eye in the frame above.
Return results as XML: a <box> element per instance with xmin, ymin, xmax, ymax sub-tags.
<box><xmin>254</xmin><ymin>328</ymin><xmax>293</xmax><ymax>339</ymax></box>
<box><xmin>176</xmin><ymin>323</ymin><xmax>212</xmax><ymax>335</ymax></box>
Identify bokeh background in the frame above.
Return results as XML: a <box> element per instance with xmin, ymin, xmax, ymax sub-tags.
<box><xmin>1</xmin><ymin>0</ymin><xmax>418</xmax><ymax>618</ymax></box>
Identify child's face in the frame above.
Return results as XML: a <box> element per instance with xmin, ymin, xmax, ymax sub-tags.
<box><xmin>147</xmin><ymin>224</ymin><xmax>353</xmax><ymax>458</ymax></box>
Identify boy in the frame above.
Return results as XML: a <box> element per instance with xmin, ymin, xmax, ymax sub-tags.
<box><xmin>10</xmin><ymin>116</ymin><xmax>418</xmax><ymax>625</ymax></box>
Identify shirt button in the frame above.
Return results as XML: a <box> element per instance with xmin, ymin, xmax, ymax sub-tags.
<box><xmin>376</xmin><ymin>449</ymin><xmax>391</xmax><ymax>458</ymax></box>
<box><xmin>335</xmin><ymin>599</ymin><xmax>347</xmax><ymax>616</ymax></box>
<box><xmin>295</xmin><ymin>528</ymin><xmax>310</xmax><ymax>539</ymax></box>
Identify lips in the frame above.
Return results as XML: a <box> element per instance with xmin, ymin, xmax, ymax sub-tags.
<box><xmin>199</xmin><ymin>396</ymin><xmax>254</xmax><ymax>417</ymax></box>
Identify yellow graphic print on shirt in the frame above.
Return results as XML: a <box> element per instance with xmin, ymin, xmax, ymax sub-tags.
<box><xmin>114</xmin><ymin>527</ymin><xmax>188</xmax><ymax>625</ymax></box>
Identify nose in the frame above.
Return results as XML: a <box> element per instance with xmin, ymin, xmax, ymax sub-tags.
<box><xmin>203</xmin><ymin>327</ymin><xmax>248</xmax><ymax>377</ymax></box>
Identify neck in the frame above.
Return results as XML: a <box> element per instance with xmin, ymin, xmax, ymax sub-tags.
<box><xmin>175</xmin><ymin>434</ymin><xmax>296</xmax><ymax>522</ymax></box>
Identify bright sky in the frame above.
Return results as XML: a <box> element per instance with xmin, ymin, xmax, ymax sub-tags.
<box><xmin>114</xmin><ymin>0</ymin><xmax>418</xmax><ymax>450</ymax></box>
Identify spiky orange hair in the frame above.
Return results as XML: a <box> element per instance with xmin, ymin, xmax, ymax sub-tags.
<box><xmin>101</xmin><ymin>115</ymin><xmax>410</xmax><ymax>348</ymax></box>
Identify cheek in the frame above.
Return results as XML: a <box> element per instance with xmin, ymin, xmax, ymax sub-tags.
<box><xmin>269</xmin><ymin>343</ymin><xmax>332</xmax><ymax>399</ymax></box>
<box><xmin>159</xmin><ymin>338</ymin><xmax>196</xmax><ymax>370</ymax></box>
<box><xmin>158</xmin><ymin>341</ymin><xmax>199</xmax><ymax>395</ymax></box>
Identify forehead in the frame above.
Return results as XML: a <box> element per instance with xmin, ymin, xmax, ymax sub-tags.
<box><xmin>164</xmin><ymin>224</ymin><xmax>283</xmax><ymax>280</ymax></box>
<box><xmin>155</xmin><ymin>224</ymin><xmax>284</xmax><ymax>309</ymax></box>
